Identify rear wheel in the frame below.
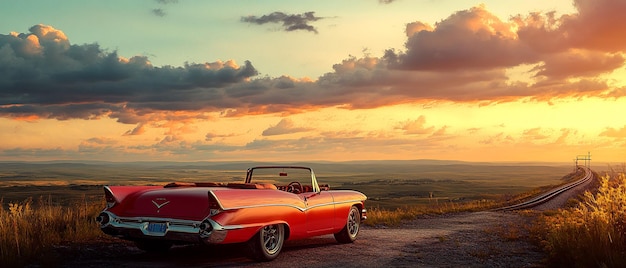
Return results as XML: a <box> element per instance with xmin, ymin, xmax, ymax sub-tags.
<box><xmin>134</xmin><ymin>240</ymin><xmax>173</xmax><ymax>253</ymax></box>
<box><xmin>334</xmin><ymin>206</ymin><xmax>360</xmax><ymax>243</ymax></box>
<box><xmin>246</xmin><ymin>224</ymin><xmax>285</xmax><ymax>261</ymax></box>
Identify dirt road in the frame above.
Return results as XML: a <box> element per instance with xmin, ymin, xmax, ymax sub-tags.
<box><xmin>57</xmin><ymin>211</ymin><xmax>544</xmax><ymax>268</ymax></box>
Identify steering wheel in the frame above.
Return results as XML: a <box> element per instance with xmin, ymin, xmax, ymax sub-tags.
<box><xmin>287</xmin><ymin>181</ymin><xmax>303</xmax><ymax>194</ymax></box>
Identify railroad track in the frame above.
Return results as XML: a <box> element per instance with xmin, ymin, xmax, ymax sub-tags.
<box><xmin>494</xmin><ymin>166</ymin><xmax>594</xmax><ymax>211</ymax></box>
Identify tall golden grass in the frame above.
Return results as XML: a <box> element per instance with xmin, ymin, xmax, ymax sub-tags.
<box><xmin>533</xmin><ymin>170</ymin><xmax>626</xmax><ymax>267</ymax></box>
<box><xmin>0</xmin><ymin>196</ymin><xmax>104</xmax><ymax>267</ymax></box>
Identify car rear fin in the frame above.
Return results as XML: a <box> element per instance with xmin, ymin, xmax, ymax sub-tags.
<box><xmin>207</xmin><ymin>191</ymin><xmax>224</xmax><ymax>210</ymax></box>
<box><xmin>103</xmin><ymin>186</ymin><xmax>116</xmax><ymax>209</ymax></box>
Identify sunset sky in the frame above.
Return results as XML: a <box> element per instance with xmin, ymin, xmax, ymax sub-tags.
<box><xmin>1</xmin><ymin>0</ymin><xmax>625</xmax><ymax>163</ymax></box>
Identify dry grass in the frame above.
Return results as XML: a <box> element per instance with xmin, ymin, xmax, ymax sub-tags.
<box><xmin>364</xmin><ymin>199</ymin><xmax>498</xmax><ymax>226</ymax></box>
<box><xmin>532</xmin><ymin>168</ymin><xmax>626</xmax><ymax>268</ymax></box>
<box><xmin>0</xmin><ymin>196</ymin><xmax>105</xmax><ymax>267</ymax></box>
<box><xmin>487</xmin><ymin>223</ymin><xmax>524</xmax><ymax>241</ymax></box>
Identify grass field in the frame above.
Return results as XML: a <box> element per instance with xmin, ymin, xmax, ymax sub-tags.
<box><xmin>0</xmin><ymin>160</ymin><xmax>576</xmax><ymax>209</ymax></box>
<box><xmin>0</xmin><ymin>160</ymin><xmax>593</xmax><ymax>266</ymax></box>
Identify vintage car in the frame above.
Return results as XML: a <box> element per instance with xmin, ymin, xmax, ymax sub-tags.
<box><xmin>96</xmin><ymin>166</ymin><xmax>367</xmax><ymax>261</ymax></box>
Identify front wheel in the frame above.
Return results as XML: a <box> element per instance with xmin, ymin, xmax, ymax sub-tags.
<box><xmin>246</xmin><ymin>224</ymin><xmax>285</xmax><ymax>261</ymax></box>
<box><xmin>334</xmin><ymin>206</ymin><xmax>361</xmax><ymax>243</ymax></box>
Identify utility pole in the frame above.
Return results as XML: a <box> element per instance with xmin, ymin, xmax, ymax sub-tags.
<box><xmin>575</xmin><ymin>152</ymin><xmax>591</xmax><ymax>168</ymax></box>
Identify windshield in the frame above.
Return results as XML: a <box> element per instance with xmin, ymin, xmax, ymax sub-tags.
<box><xmin>245</xmin><ymin>166</ymin><xmax>319</xmax><ymax>193</ymax></box>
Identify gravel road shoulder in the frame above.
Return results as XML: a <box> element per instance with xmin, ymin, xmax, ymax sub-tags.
<box><xmin>56</xmin><ymin>211</ymin><xmax>545</xmax><ymax>268</ymax></box>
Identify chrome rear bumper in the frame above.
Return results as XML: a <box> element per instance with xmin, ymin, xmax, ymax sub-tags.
<box><xmin>97</xmin><ymin>211</ymin><xmax>229</xmax><ymax>244</ymax></box>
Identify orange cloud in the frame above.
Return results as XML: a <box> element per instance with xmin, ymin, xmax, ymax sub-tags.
<box><xmin>123</xmin><ymin>123</ymin><xmax>146</xmax><ymax>136</ymax></box>
<box><xmin>522</xmin><ymin>128</ymin><xmax>550</xmax><ymax>141</ymax></box>
<box><xmin>395</xmin><ymin>116</ymin><xmax>435</xmax><ymax>135</ymax></box>
<box><xmin>13</xmin><ymin>114</ymin><xmax>40</xmax><ymax>122</ymax></box>
<box><xmin>388</xmin><ymin>5</ymin><xmax>531</xmax><ymax>71</ymax></box>
<box><xmin>262</xmin><ymin>118</ymin><xmax>313</xmax><ymax>136</ymax></box>
<box><xmin>554</xmin><ymin>128</ymin><xmax>576</xmax><ymax>144</ymax></box>
<box><xmin>600</xmin><ymin>126</ymin><xmax>626</xmax><ymax>138</ymax></box>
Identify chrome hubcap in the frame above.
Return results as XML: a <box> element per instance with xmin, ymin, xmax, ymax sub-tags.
<box><xmin>262</xmin><ymin>225</ymin><xmax>280</xmax><ymax>254</ymax></box>
<box><xmin>347</xmin><ymin>208</ymin><xmax>359</xmax><ymax>237</ymax></box>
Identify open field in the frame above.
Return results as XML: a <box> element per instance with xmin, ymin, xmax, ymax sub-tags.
<box><xmin>0</xmin><ymin>160</ymin><xmax>576</xmax><ymax>209</ymax></box>
<box><xmin>0</xmin><ymin>160</ymin><xmax>610</xmax><ymax>267</ymax></box>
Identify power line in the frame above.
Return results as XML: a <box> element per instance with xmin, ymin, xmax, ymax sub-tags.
<box><xmin>575</xmin><ymin>151</ymin><xmax>591</xmax><ymax>169</ymax></box>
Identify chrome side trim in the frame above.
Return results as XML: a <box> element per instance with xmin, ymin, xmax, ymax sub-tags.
<box><xmin>222</xmin><ymin>199</ymin><xmax>365</xmax><ymax>212</ymax></box>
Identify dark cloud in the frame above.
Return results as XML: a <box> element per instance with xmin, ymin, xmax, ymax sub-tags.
<box><xmin>152</xmin><ymin>9</ymin><xmax>166</xmax><ymax>17</ymax></box>
<box><xmin>517</xmin><ymin>0</ymin><xmax>626</xmax><ymax>53</ymax></box>
<box><xmin>151</xmin><ymin>0</ymin><xmax>178</xmax><ymax>17</ymax></box>
<box><xmin>384</xmin><ymin>0</ymin><xmax>626</xmax><ymax>82</ymax></box>
<box><xmin>532</xmin><ymin>51</ymin><xmax>625</xmax><ymax>79</ymax></box>
<box><xmin>241</xmin><ymin>12</ymin><xmax>323</xmax><ymax>33</ymax></box>
<box><xmin>2</xmin><ymin>0</ymin><xmax>626</xmax><ymax>125</ymax></box>
<box><xmin>0</xmin><ymin>25</ymin><xmax>258</xmax><ymax>121</ymax></box>
<box><xmin>0</xmin><ymin>103</ymin><xmax>124</xmax><ymax>121</ymax></box>
<box><xmin>384</xmin><ymin>6</ymin><xmax>537</xmax><ymax>71</ymax></box>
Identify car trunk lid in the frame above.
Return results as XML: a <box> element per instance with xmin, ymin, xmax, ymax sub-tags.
<box><xmin>114</xmin><ymin>187</ymin><xmax>212</xmax><ymax>221</ymax></box>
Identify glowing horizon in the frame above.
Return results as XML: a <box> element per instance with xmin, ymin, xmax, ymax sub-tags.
<box><xmin>0</xmin><ymin>0</ymin><xmax>625</xmax><ymax>163</ymax></box>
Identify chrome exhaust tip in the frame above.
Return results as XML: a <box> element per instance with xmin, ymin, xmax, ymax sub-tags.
<box><xmin>199</xmin><ymin>220</ymin><xmax>213</xmax><ymax>238</ymax></box>
<box><xmin>96</xmin><ymin>212</ymin><xmax>110</xmax><ymax>225</ymax></box>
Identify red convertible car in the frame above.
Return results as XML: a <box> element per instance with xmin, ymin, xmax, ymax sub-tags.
<box><xmin>96</xmin><ymin>166</ymin><xmax>367</xmax><ymax>261</ymax></box>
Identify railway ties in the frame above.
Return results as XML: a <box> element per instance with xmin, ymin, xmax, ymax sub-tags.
<box><xmin>493</xmin><ymin>166</ymin><xmax>594</xmax><ymax>212</ymax></box>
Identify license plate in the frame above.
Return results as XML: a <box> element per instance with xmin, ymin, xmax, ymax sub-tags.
<box><xmin>147</xmin><ymin>222</ymin><xmax>167</xmax><ymax>234</ymax></box>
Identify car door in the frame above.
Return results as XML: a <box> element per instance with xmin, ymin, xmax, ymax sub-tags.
<box><xmin>300</xmin><ymin>191</ymin><xmax>335</xmax><ymax>235</ymax></box>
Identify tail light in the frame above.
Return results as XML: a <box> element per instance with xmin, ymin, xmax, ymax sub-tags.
<box><xmin>104</xmin><ymin>186</ymin><xmax>117</xmax><ymax>209</ymax></box>
<box><xmin>201</xmin><ymin>192</ymin><xmax>222</xmax><ymax>238</ymax></box>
